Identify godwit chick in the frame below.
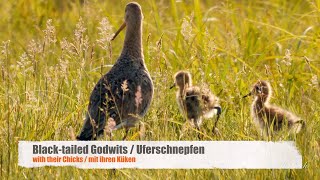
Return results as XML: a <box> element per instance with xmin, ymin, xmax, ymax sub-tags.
<box><xmin>77</xmin><ymin>2</ymin><xmax>153</xmax><ymax>140</ymax></box>
<box><xmin>170</xmin><ymin>71</ymin><xmax>221</xmax><ymax>139</ymax></box>
<box><xmin>243</xmin><ymin>80</ymin><xmax>305</xmax><ymax>136</ymax></box>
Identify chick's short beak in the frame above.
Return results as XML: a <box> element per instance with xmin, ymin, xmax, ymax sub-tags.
<box><xmin>242</xmin><ymin>92</ymin><xmax>252</xmax><ymax>98</ymax></box>
<box><xmin>111</xmin><ymin>22</ymin><xmax>126</xmax><ymax>41</ymax></box>
<box><xmin>169</xmin><ymin>83</ymin><xmax>176</xmax><ymax>89</ymax></box>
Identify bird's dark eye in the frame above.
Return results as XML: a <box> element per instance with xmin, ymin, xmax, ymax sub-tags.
<box><xmin>255</xmin><ymin>86</ymin><xmax>261</xmax><ymax>92</ymax></box>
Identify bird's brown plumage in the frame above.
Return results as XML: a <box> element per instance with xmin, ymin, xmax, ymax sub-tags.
<box><xmin>172</xmin><ymin>71</ymin><xmax>221</xmax><ymax>138</ymax></box>
<box><xmin>77</xmin><ymin>2</ymin><xmax>153</xmax><ymax>140</ymax></box>
<box><xmin>244</xmin><ymin>80</ymin><xmax>305</xmax><ymax>136</ymax></box>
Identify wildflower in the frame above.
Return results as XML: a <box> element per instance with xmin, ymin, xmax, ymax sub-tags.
<box><xmin>60</xmin><ymin>37</ymin><xmax>70</xmax><ymax>51</ymax></box>
<box><xmin>74</xmin><ymin>17</ymin><xmax>86</xmax><ymax>42</ymax></box>
<box><xmin>1</xmin><ymin>40</ymin><xmax>10</xmax><ymax>56</ymax></box>
<box><xmin>17</xmin><ymin>52</ymin><xmax>32</xmax><ymax>73</ymax></box>
<box><xmin>181</xmin><ymin>15</ymin><xmax>194</xmax><ymax>42</ymax></box>
<box><xmin>121</xmin><ymin>80</ymin><xmax>129</xmax><ymax>92</ymax></box>
<box><xmin>27</xmin><ymin>39</ymin><xmax>42</xmax><ymax>56</ymax></box>
<box><xmin>282</xmin><ymin>49</ymin><xmax>292</xmax><ymax>66</ymax></box>
<box><xmin>97</xmin><ymin>17</ymin><xmax>113</xmax><ymax>50</ymax></box>
<box><xmin>264</xmin><ymin>64</ymin><xmax>271</xmax><ymax>76</ymax></box>
<box><xmin>58</xmin><ymin>58</ymin><xmax>69</xmax><ymax>76</ymax></box>
<box><xmin>43</xmin><ymin>19</ymin><xmax>57</xmax><ymax>45</ymax></box>
<box><xmin>310</xmin><ymin>75</ymin><xmax>319</xmax><ymax>88</ymax></box>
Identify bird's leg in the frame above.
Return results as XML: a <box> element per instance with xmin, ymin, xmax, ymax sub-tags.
<box><xmin>197</xmin><ymin>126</ymin><xmax>203</xmax><ymax>140</ymax></box>
<box><xmin>194</xmin><ymin>120</ymin><xmax>203</xmax><ymax>140</ymax></box>
<box><xmin>179</xmin><ymin>122</ymin><xmax>189</xmax><ymax>140</ymax></box>
<box><xmin>122</xmin><ymin>128</ymin><xmax>129</xmax><ymax>140</ymax></box>
<box><xmin>212</xmin><ymin>119</ymin><xmax>221</xmax><ymax>136</ymax></box>
<box><xmin>262</xmin><ymin>127</ymin><xmax>270</xmax><ymax>141</ymax></box>
<box><xmin>212</xmin><ymin>114</ymin><xmax>220</xmax><ymax>134</ymax></box>
<box><xmin>260</xmin><ymin>129</ymin><xmax>264</xmax><ymax>137</ymax></box>
<box><xmin>214</xmin><ymin>114</ymin><xmax>220</xmax><ymax>128</ymax></box>
<box><xmin>212</xmin><ymin>106</ymin><xmax>222</xmax><ymax>135</ymax></box>
<box><xmin>138</xmin><ymin>122</ymin><xmax>145</xmax><ymax>140</ymax></box>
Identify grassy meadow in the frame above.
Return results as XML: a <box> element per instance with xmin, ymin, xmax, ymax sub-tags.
<box><xmin>0</xmin><ymin>0</ymin><xmax>320</xmax><ymax>179</ymax></box>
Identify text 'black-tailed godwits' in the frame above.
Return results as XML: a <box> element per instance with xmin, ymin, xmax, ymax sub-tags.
<box><xmin>77</xmin><ymin>2</ymin><xmax>153</xmax><ymax>141</ymax></box>
<box><xmin>171</xmin><ymin>71</ymin><xmax>221</xmax><ymax>139</ymax></box>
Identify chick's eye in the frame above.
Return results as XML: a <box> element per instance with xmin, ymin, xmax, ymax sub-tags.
<box><xmin>255</xmin><ymin>86</ymin><xmax>262</xmax><ymax>92</ymax></box>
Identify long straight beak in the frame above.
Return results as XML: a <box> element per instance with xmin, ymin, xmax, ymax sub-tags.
<box><xmin>169</xmin><ymin>83</ymin><xmax>176</xmax><ymax>89</ymax></box>
<box><xmin>111</xmin><ymin>22</ymin><xmax>126</xmax><ymax>41</ymax></box>
<box><xmin>242</xmin><ymin>92</ymin><xmax>252</xmax><ymax>98</ymax></box>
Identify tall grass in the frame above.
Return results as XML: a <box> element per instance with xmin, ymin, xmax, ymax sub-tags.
<box><xmin>0</xmin><ymin>0</ymin><xmax>319</xmax><ymax>179</ymax></box>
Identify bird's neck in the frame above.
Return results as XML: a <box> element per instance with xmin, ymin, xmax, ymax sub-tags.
<box><xmin>120</xmin><ymin>25</ymin><xmax>143</xmax><ymax>60</ymax></box>
<box><xmin>179</xmin><ymin>88</ymin><xmax>185</xmax><ymax>97</ymax></box>
<box><xmin>178</xmin><ymin>84</ymin><xmax>189</xmax><ymax>96</ymax></box>
<box><xmin>254</xmin><ymin>96</ymin><xmax>267</xmax><ymax>111</ymax></box>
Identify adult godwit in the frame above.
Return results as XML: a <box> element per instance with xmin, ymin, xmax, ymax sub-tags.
<box><xmin>77</xmin><ymin>2</ymin><xmax>153</xmax><ymax>140</ymax></box>
<box><xmin>243</xmin><ymin>80</ymin><xmax>305</xmax><ymax>136</ymax></box>
<box><xmin>170</xmin><ymin>71</ymin><xmax>221</xmax><ymax>139</ymax></box>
